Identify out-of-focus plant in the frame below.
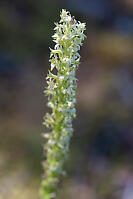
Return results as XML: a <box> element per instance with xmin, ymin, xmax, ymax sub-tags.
<box><xmin>40</xmin><ymin>9</ymin><xmax>86</xmax><ymax>199</ymax></box>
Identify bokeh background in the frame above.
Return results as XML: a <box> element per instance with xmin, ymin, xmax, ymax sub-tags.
<box><xmin>0</xmin><ymin>0</ymin><xmax>133</xmax><ymax>198</ymax></box>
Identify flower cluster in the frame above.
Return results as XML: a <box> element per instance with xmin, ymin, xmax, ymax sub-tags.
<box><xmin>40</xmin><ymin>9</ymin><xmax>86</xmax><ymax>199</ymax></box>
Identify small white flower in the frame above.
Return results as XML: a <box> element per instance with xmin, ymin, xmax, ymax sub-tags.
<box><xmin>62</xmin><ymin>57</ymin><xmax>71</xmax><ymax>64</ymax></box>
<box><xmin>62</xmin><ymin>89</ymin><xmax>66</xmax><ymax>94</ymax></box>
<box><xmin>58</xmin><ymin>107</ymin><xmax>63</xmax><ymax>112</ymax></box>
<box><xmin>42</xmin><ymin>133</ymin><xmax>49</xmax><ymax>139</ymax></box>
<box><xmin>59</xmin><ymin>75</ymin><xmax>64</xmax><ymax>81</ymax></box>
<box><xmin>78</xmin><ymin>23</ymin><xmax>86</xmax><ymax>30</ymax></box>
<box><xmin>68</xmin><ymin>101</ymin><xmax>72</xmax><ymax>107</ymax></box>
<box><xmin>47</xmin><ymin>102</ymin><xmax>54</xmax><ymax>108</ymax></box>
<box><xmin>51</xmin><ymin>63</ymin><xmax>55</xmax><ymax>71</ymax></box>
<box><xmin>52</xmin><ymin>33</ymin><xmax>58</xmax><ymax>38</ymax></box>
<box><xmin>48</xmin><ymin>139</ymin><xmax>55</xmax><ymax>145</ymax></box>
<box><xmin>66</xmin><ymin>71</ymin><xmax>70</xmax><ymax>76</ymax></box>
<box><xmin>61</xmin><ymin>9</ymin><xmax>68</xmax><ymax>18</ymax></box>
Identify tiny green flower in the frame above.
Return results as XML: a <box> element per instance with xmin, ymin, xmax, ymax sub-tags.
<box><xmin>40</xmin><ymin>9</ymin><xmax>86</xmax><ymax>199</ymax></box>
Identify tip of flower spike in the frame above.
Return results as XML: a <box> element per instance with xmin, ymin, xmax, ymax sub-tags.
<box><xmin>61</xmin><ymin>9</ymin><xmax>69</xmax><ymax>17</ymax></box>
<box><xmin>60</xmin><ymin>9</ymin><xmax>71</xmax><ymax>23</ymax></box>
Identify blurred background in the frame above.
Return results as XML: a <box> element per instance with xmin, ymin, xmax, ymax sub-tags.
<box><xmin>0</xmin><ymin>0</ymin><xmax>133</xmax><ymax>198</ymax></box>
